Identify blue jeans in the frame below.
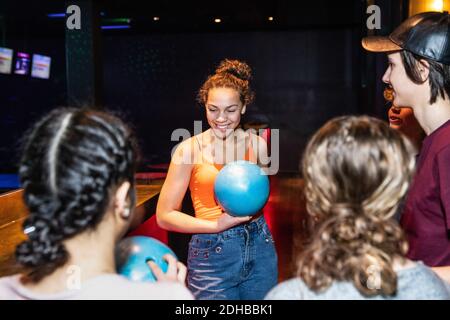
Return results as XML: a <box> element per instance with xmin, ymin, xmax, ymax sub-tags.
<box><xmin>187</xmin><ymin>215</ymin><xmax>278</xmax><ymax>300</ymax></box>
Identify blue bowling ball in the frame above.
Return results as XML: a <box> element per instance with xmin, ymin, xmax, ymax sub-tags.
<box><xmin>214</xmin><ymin>160</ymin><xmax>270</xmax><ymax>217</ymax></box>
<box><xmin>115</xmin><ymin>236</ymin><xmax>177</xmax><ymax>282</ymax></box>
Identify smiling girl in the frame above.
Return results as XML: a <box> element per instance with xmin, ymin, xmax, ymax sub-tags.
<box><xmin>156</xmin><ymin>59</ymin><xmax>278</xmax><ymax>300</ymax></box>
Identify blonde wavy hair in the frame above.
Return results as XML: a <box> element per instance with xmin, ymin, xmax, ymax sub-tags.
<box><xmin>298</xmin><ymin>116</ymin><xmax>416</xmax><ymax>296</ymax></box>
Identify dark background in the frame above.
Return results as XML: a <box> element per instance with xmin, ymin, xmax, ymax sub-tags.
<box><xmin>0</xmin><ymin>0</ymin><xmax>407</xmax><ymax>173</ymax></box>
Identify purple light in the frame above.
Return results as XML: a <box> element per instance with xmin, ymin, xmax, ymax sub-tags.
<box><xmin>17</xmin><ymin>52</ymin><xmax>30</xmax><ymax>58</ymax></box>
<box><xmin>47</xmin><ymin>13</ymin><xmax>66</xmax><ymax>18</ymax></box>
<box><xmin>101</xmin><ymin>25</ymin><xmax>130</xmax><ymax>30</ymax></box>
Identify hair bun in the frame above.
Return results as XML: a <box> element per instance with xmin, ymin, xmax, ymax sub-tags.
<box><xmin>215</xmin><ymin>59</ymin><xmax>252</xmax><ymax>81</ymax></box>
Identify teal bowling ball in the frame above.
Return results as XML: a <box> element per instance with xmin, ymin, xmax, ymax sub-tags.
<box><xmin>116</xmin><ymin>236</ymin><xmax>177</xmax><ymax>282</ymax></box>
<box><xmin>214</xmin><ymin>160</ymin><xmax>270</xmax><ymax>217</ymax></box>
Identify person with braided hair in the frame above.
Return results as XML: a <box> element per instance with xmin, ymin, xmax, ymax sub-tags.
<box><xmin>265</xmin><ymin>116</ymin><xmax>450</xmax><ymax>299</ymax></box>
<box><xmin>0</xmin><ymin>108</ymin><xmax>193</xmax><ymax>300</ymax></box>
<box><xmin>156</xmin><ymin>59</ymin><xmax>277</xmax><ymax>300</ymax></box>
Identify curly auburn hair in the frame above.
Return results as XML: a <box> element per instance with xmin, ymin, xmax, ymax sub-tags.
<box><xmin>299</xmin><ymin>116</ymin><xmax>416</xmax><ymax>297</ymax></box>
<box><xmin>16</xmin><ymin>107</ymin><xmax>139</xmax><ymax>283</ymax></box>
<box><xmin>197</xmin><ymin>59</ymin><xmax>255</xmax><ymax>106</ymax></box>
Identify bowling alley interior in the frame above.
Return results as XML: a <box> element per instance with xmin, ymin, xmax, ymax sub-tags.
<box><xmin>1</xmin><ymin>0</ymin><xmax>450</xmax><ymax>300</ymax></box>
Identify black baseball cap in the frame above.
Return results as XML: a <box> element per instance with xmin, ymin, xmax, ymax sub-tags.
<box><xmin>362</xmin><ymin>11</ymin><xmax>450</xmax><ymax>65</ymax></box>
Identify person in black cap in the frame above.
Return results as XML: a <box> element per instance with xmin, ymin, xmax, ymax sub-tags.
<box><xmin>362</xmin><ymin>12</ymin><xmax>450</xmax><ymax>282</ymax></box>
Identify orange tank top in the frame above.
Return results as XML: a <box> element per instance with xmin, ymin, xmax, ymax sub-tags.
<box><xmin>189</xmin><ymin>133</ymin><xmax>257</xmax><ymax>221</ymax></box>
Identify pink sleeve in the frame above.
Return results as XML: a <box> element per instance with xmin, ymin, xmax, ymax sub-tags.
<box><xmin>0</xmin><ymin>276</ymin><xmax>24</xmax><ymax>300</ymax></box>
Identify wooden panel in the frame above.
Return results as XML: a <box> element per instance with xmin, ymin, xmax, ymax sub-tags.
<box><xmin>0</xmin><ymin>190</ymin><xmax>28</xmax><ymax>227</ymax></box>
<box><xmin>135</xmin><ymin>184</ymin><xmax>162</xmax><ymax>207</ymax></box>
<box><xmin>0</xmin><ymin>217</ymin><xmax>27</xmax><ymax>277</ymax></box>
<box><xmin>0</xmin><ymin>184</ymin><xmax>163</xmax><ymax>277</ymax></box>
<box><xmin>0</xmin><ymin>185</ymin><xmax>162</xmax><ymax>229</ymax></box>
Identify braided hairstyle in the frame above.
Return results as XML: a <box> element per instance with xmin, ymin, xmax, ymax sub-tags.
<box><xmin>197</xmin><ymin>59</ymin><xmax>255</xmax><ymax>106</ymax></box>
<box><xmin>299</xmin><ymin>116</ymin><xmax>416</xmax><ymax>297</ymax></box>
<box><xmin>16</xmin><ymin>108</ymin><xmax>138</xmax><ymax>283</ymax></box>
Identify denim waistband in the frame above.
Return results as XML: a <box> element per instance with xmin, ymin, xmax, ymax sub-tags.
<box><xmin>219</xmin><ymin>215</ymin><xmax>266</xmax><ymax>239</ymax></box>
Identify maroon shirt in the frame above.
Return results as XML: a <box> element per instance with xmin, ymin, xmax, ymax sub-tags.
<box><xmin>401</xmin><ymin>119</ymin><xmax>450</xmax><ymax>267</ymax></box>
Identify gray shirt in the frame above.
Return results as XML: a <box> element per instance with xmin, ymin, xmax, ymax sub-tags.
<box><xmin>0</xmin><ymin>274</ymin><xmax>194</xmax><ymax>300</ymax></box>
<box><xmin>265</xmin><ymin>262</ymin><xmax>450</xmax><ymax>300</ymax></box>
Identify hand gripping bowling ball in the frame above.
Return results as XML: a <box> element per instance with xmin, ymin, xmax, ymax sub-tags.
<box><xmin>115</xmin><ymin>236</ymin><xmax>177</xmax><ymax>282</ymax></box>
<box><xmin>214</xmin><ymin>160</ymin><xmax>270</xmax><ymax>217</ymax></box>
